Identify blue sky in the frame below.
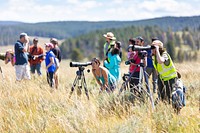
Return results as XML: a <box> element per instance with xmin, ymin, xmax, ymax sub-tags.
<box><xmin>0</xmin><ymin>0</ymin><xmax>200</xmax><ymax>23</ymax></box>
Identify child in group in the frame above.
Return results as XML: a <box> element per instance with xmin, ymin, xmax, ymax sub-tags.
<box><xmin>45</xmin><ymin>43</ymin><xmax>57</xmax><ymax>89</ymax></box>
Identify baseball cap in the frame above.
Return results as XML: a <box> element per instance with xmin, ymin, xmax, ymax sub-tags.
<box><xmin>136</xmin><ymin>36</ymin><xmax>144</xmax><ymax>41</ymax></box>
<box><xmin>45</xmin><ymin>43</ymin><xmax>54</xmax><ymax>48</ymax></box>
<box><xmin>20</xmin><ymin>32</ymin><xmax>28</xmax><ymax>39</ymax></box>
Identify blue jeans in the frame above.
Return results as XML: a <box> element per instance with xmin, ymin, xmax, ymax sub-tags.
<box><xmin>30</xmin><ymin>63</ymin><xmax>42</xmax><ymax>75</ymax></box>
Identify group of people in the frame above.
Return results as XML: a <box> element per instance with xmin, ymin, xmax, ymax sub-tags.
<box><xmin>0</xmin><ymin>33</ymin><xmax>61</xmax><ymax>89</ymax></box>
<box><xmin>91</xmin><ymin>32</ymin><xmax>186</xmax><ymax>111</ymax></box>
<box><xmin>0</xmin><ymin>31</ymin><xmax>186</xmax><ymax>111</ymax></box>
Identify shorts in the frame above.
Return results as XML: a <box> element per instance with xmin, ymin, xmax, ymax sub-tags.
<box><xmin>15</xmin><ymin>64</ymin><xmax>31</xmax><ymax>81</ymax></box>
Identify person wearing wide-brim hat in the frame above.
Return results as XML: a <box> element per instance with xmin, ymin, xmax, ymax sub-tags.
<box><xmin>151</xmin><ymin>40</ymin><xmax>177</xmax><ymax>104</ymax></box>
<box><xmin>103</xmin><ymin>32</ymin><xmax>116</xmax><ymax>58</ymax></box>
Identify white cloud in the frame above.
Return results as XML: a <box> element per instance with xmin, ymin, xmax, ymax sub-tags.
<box><xmin>0</xmin><ymin>0</ymin><xmax>199</xmax><ymax>22</ymax></box>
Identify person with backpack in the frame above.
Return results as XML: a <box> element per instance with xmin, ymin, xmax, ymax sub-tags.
<box><xmin>50</xmin><ymin>38</ymin><xmax>61</xmax><ymax>89</ymax></box>
<box><xmin>151</xmin><ymin>40</ymin><xmax>177</xmax><ymax>104</ymax></box>
<box><xmin>45</xmin><ymin>43</ymin><xmax>57</xmax><ymax>90</ymax></box>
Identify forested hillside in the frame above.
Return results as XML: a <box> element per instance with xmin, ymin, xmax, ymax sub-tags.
<box><xmin>60</xmin><ymin>25</ymin><xmax>200</xmax><ymax>62</ymax></box>
<box><xmin>0</xmin><ymin>16</ymin><xmax>200</xmax><ymax>45</ymax></box>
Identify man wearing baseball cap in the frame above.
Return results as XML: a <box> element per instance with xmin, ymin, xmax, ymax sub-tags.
<box><xmin>14</xmin><ymin>32</ymin><xmax>31</xmax><ymax>81</ymax></box>
<box><xmin>151</xmin><ymin>40</ymin><xmax>177</xmax><ymax>104</ymax></box>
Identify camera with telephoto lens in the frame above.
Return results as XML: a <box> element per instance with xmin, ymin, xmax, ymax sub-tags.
<box><xmin>131</xmin><ymin>45</ymin><xmax>155</xmax><ymax>51</ymax></box>
<box><xmin>125</xmin><ymin>59</ymin><xmax>135</xmax><ymax>65</ymax></box>
<box><xmin>129</xmin><ymin>45</ymin><xmax>155</xmax><ymax>59</ymax></box>
<box><xmin>70</xmin><ymin>62</ymin><xmax>92</xmax><ymax>67</ymax></box>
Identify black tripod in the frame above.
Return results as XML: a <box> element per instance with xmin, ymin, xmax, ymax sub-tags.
<box><xmin>0</xmin><ymin>66</ymin><xmax>5</xmax><ymax>79</ymax></box>
<box><xmin>119</xmin><ymin>52</ymin><xmax>155</xmax><ymax>109</ymax></box>
<box><xmin>69</xmin><ymin>66</ymin><xmax>89</xmax><ymax>100</ymax></box>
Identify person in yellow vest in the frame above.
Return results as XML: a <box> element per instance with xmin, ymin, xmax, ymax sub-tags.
<box><xmin>151</xmin><ymin>40</ymin><xmax>177</xmax><ymax>104</ymax></box>
<box><xmin>103</xmin><ymin>32</ymin><xmax>116</xmax><ymax>58</ymax></box>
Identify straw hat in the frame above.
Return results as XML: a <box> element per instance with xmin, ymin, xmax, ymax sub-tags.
<box><xmin>103</xmin><ymin>32</ymin><xmax>116</xmax><ymax>40</ymax></box>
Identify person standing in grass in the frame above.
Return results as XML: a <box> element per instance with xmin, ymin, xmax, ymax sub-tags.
<box><xmin>104</xmin><ymin>41</ymin><xmax>122</xmax><ymax>82</ymax></box>
<box><xmin>151</xmin><ymin>40</ymin><xmax>177</xmax><ymax>104</ymax></box>
<box><xmin>28</xmin><ymin>38</ymin><xmax>44</xmax><ymax>76</ymax></box>
<box><xmin>14</xmin><ymin>33</ymin><xmax>31</xmax><ymax>81</ymax></box>
<box><xmin>45</xmin><ymin>43</ymin><xmax>57</xmax><ymax>89</ymax></box>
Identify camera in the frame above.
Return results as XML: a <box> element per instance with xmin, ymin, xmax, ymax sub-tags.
<box><xmin>28</xmin><ymin>54</ymin><xmax>34</xmax><ymax>60</ymax></box>
<box><xmin>70</xmin><ymin>62</ymin><xmax>92</xmax><ymax>67</ymax></box>
<box><xmin>125</xmin><ymin>59</ymin><xmax>135</xmax><ymax>65</ymax></box>
<box><xmin>131</xmin><ymin>45</ymin><xmax>155</xmax><ymax>51</ymax></box>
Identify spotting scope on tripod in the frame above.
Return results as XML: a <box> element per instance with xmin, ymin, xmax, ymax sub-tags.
<box><xmin>69</xmin><ymin>61</ymin><xmax>92</xmax><ymax>100</ymax></box>
<box><xmin>120</xmin><ymin>45</ymin><xmax>155</xmax><ymax>109</ymax></box>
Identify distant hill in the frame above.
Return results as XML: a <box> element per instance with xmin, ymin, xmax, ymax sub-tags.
<box><xmin>0</xmin><ymin>21</ymin><xmax>24</xmax><ymax>26</ymax></box>
<box><xmin>0</xmin><ymin>15</ymin><xmax>200</xmax><ymax>45</ymax></box>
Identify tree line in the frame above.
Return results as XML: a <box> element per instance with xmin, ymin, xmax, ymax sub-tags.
<box><xmin>60</xmin><ymin>25</ymin><xmax>200</xmax><ymax>62</ymax></box>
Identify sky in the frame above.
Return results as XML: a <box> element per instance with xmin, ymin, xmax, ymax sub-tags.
<box><xmin>0</xmin><ymin>0</ymin><xmax>200</xmax><ymax>23</ymax></box>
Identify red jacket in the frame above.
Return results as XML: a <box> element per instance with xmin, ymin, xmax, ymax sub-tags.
<box><xmin>129</xmin><ymin>51</ymin><xmax>140</xmax><ymax>72</ymax></box>
<box><xmin>29</xmin><ymin>45</ymin><xmax>44</xmax><ymax>65</ymax></box>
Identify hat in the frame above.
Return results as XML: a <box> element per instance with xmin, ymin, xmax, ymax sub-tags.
<box><xmin>103</xmin><ymin>32</ymin><xmax>116</xmax><ymax>40</ymax></box>
<box><xmin>116</xmin><ymin>41</ymin><xmax>121</xmax><ymax>48</ymax></box>
<box><xmin>45</xmin><ymin>43</ymin><xmax>54</xmax><ymax>48</ymax></box>
<box><xmin>129</xmin><ymin>38</ymin><xmax>135</xmax><ymax>45</ymax></box>
<box><xmin>151</xmin><ymin>37</ymin><xmax>159</xmax><ymax>42</ymax></box>
<box><xmin>20</xmin><ymin>32</ymin><xmax>28</xmax><ymax>39</ymax></box>
<box><xmin>50</xmin><ymin>38</ymin><xmax>58</xmax><ymax>44</ymax></box>
<box><xmin>33</xmin><ymin>38</ymin><xmax>38</xmax><ymax>42</ymax></box>
<box><xmin>151</xmin><ymin>40</ymin><xmax>163</xmax><ymax>48</ymax></box>
<box><xmin>136</xmin><ymin>36</ymin><xmax>144</xmax><ymax>42</ymax></box>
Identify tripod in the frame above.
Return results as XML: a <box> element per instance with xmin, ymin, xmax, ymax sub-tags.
<box><xmin>69</xmin><ymin>66</ymin><xmax>89</xmax><ymax>100</ymax></box>
<box><xmin>0</xmin><ymin>66</ymin><xmax>5</xmax><ymax>79</ymax></box>
<box><xmin>119</xmin><ymin>52</ymin><xmax>155</xmax><ymax>109</ymax></box>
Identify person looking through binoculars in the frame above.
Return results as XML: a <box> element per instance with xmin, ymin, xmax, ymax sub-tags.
<box><xmin>92</xmin><ymin>58</ymin><xmax>116</xmax><ymax>93</ymax></box>
<box><xmin>104</xmin><ymin>41</ymin><xmax>122</xmax><ymax>82</ymax></box>
<box><xmin>151</xmin><ymin>40</ymin><xmax>177</xmax><ymax>104</ymax></box>
<box><xmin>0</xmin><ymin>49</ymin><xmax>15</xmax><ymax>66</ymax></box>
<box><xmin>14</xmin><ymin>33</ymin><xmax>31</xmax><ymax>81</ymax></box>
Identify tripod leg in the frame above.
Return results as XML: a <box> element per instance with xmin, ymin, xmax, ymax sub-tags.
<box><xmin>0</xmin><ymin>66</ymin><xmax>5</xmax><ymax>79</ymax></box>
<box><xmin>69</xmin><ymin>75</ymin><xmax>79</xmax><ymax>98</ymax></box>
<box><xmin>143</xmin><ymin>67</ymin><xmax>155</xmax><ymax>110</ymax></box>
<box><xmin>82</xmin><ymin>73</ymin><xmax>89</xmax><ymax>100</ymax></box>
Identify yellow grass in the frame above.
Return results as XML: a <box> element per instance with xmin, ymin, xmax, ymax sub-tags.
<box><xmin>0</xmin><ymin>59</ymin><xmax>200</xmax><ymax>132</ymax></box>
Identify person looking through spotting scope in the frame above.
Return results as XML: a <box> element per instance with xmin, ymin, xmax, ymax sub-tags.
<box><xmin>128</xmin><ymin>36</ymin><xmax>147</xmax><ymax>89</ymax></box>
<box><xmin>92</xmin><ymin>58</ymin><xmax>116</xmax><ymax>93</ymax></box>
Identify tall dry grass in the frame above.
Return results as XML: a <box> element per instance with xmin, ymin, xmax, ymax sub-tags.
<box><xmin>0</xmin><ymin>60</ymin><xmax>199</xmax><ymax>133</ymax></box>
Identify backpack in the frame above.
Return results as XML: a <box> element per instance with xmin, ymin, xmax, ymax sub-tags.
<box><xmin>54</xmin><ymin>57</ymin><xmax>59</xmax><ymax>70</ymax></box>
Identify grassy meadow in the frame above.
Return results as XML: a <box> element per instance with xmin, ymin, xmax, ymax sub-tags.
<box><xmin>0</xmin><ymin>54</ymin><xmax>200</xmax><ymax>132</ymax></box>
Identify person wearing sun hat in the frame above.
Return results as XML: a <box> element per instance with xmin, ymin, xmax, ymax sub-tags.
<box><xmin>151</xmin><ymin>40</ymin><xmax>177</xmax><ymax>104</ymax></box>
<box><xmin>103</xmin><ymin>32</ymin><xmax>116</xmax><ymax>58</ymax></box>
